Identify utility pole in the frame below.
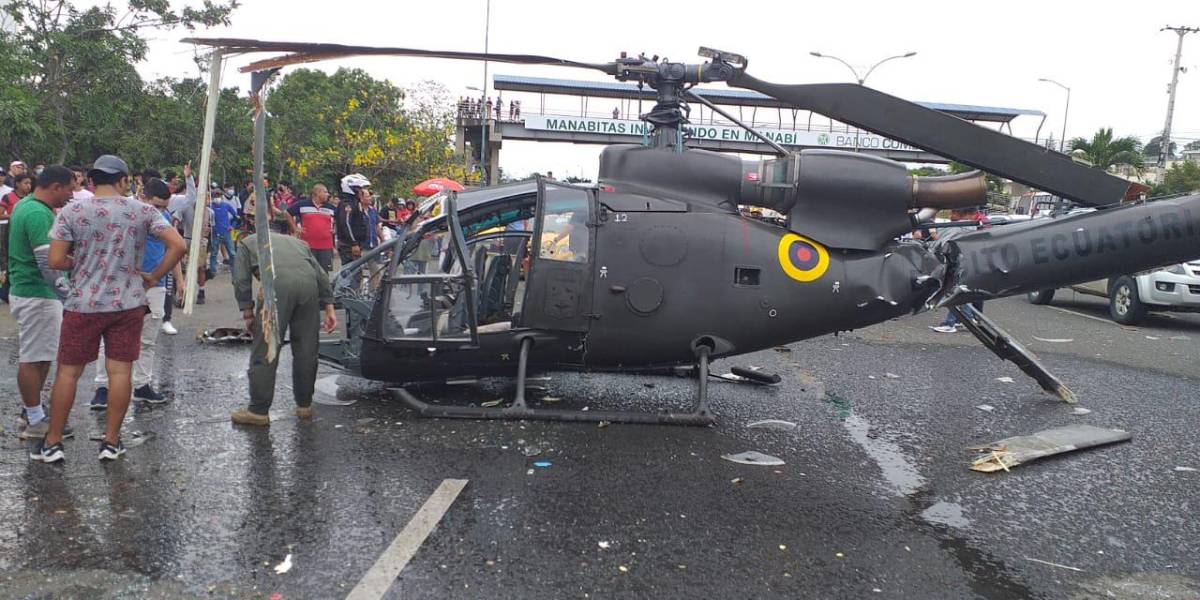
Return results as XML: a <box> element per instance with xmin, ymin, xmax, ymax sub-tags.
<box><xmin>1157</xmin><ymin>25</ymin><xmax>1198</xmax><ymax>180</ymax></box>
<box><xmin>480</xmin><ymin>0</ymin><xmax>492</xmax><ymax>186</ymax></box>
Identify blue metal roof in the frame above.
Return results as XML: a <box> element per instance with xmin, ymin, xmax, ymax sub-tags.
<box><xmin>493</xmin><ymin>74</ymin><xmax>1044</xmax><ymax>122</ymax></box>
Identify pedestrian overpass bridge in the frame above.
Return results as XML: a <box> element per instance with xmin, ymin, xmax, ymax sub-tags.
<box><xmin>457</xmin><ymin>74</ymin><xmax>1048</xmax><ymax>183</ymax></box>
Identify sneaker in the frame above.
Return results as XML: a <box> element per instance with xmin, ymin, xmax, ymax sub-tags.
<box><xmin>19</xmin><ymin>418</ymin><xmax>75</xmax><ymax>440</ymax></box>
<box><xmin>30</xmin><ymin>440</ymin><xmax>66</xmax><ymax>463</ymax></box>
<box><xmin>134</xmin><ymin>384</ymin><xmax>168</xmax><ymax>404</ymax></box>
<box><xmin>205</xmin><ymin>268</ymin><xmax>216</xmax><ymax>280</ymax></box>
<box><xmin>161</xmin><ymin>321</ymin><xmax>178</xmax><ymax>335</ymax></box>
<box><xmin>295</xmin><ymin>406</ymin><xmax>313</xmax><ymax>420</ymax></box>
<box><xmin>90</xmin><ymin>387</ymin><xmax>108</xmax><ymax>410</ymax></box>
<box><xmin>98</xmin><ymin>439</ymin><xmax>126</xmax><ymax>461</ymax></box>
<box><xmin>231</xmin><ymin>409</ymin><xmax>270</xmax><ymax>426</ymax></box>
<box><xmin>196</xmin><ymin>290</ymin><xmax>206</xmax><ymax>305</ymax></box>
<box><xmin>930</xmin><ymin>325</ymin><xmax>959</xmax><ymax>333</ymax></box>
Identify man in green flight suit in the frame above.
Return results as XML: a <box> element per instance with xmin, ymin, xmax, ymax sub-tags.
<box><xmin>231</xmin><ymin>231</ymin><xmax>338</xmax><ymax>425</ymax></box>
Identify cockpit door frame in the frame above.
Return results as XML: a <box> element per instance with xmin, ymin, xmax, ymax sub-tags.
<box><xmin>518</xmin><ymin>178</ymin><xmax>596</xmax><ymax>333</ymax></box>
<box><xmin>379</xmin><ymin>191</ymin><xmax>480</xmax><ymax>348</ymax></box>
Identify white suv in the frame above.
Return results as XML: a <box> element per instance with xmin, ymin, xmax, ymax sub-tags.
<box><xmin>1026</xmin><ymin>259</ymin><xmax>1200</xmax><ymax>325</ymax></box>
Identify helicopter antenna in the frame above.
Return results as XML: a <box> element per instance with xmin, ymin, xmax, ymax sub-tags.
<box><xmin>686</xmin><ymin>89</ymin><xmax>787</xmax><ymax>156</ymax></box>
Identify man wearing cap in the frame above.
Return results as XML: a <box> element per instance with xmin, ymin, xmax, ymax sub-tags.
<box><xmin>8</xmin><ymin>166</ymin><xmax>75</xmax><ymax>440</ymax></box>
<box><xmin>4</xmin><ymin>160</ymin><xmax>26</xmax><ymax>188</ymax></box>
<box><xmin>31</xmin><ymin>155</ymin><xmax>187</xmax><ymax>463</ymax></box>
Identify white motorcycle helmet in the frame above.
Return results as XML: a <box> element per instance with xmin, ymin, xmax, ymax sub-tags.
<box><xmin>340</xmin><ymin>173</ymin><xmax>371</xmax><ymax>195</ymax></box>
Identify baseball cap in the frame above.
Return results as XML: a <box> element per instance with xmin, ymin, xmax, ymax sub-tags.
<box><xmin>89</xmin><ymin>154</ymin><xmax>130</xmax><ymax>176</ymax></box>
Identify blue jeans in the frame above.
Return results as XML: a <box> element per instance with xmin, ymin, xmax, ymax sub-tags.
<box><xmin>942</xmin><ymin>302</ymin><xmax>984</xmax><ymax>327</ymax></box>
<box><xmin>211</xmin><ymin>231</ymin><xmax>235</xmax><ymax>273</ymax></box>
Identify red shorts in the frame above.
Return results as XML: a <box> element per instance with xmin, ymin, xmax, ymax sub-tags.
<box><xmin>58</xmin><ymin>308</ymin><xmax>146</xmax><ymax>365</ymax></box>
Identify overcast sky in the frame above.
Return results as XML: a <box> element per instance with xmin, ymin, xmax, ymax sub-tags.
<box><xmin>133</xmin><ymin>0</ymin><xmax>1200</xmax><ymax>180</ymax></box>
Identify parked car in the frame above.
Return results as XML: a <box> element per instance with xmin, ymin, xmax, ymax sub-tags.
<box><xmin>1026</xmin><ymin>259</ymin><xmax>1200</xmax><ymax>325</ymax></box>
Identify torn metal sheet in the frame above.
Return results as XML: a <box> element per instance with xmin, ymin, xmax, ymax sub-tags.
<box><xmin>198</xmin><ymin>327</ymin><xmax>253</xmax><ymax>343</ymax></box>
<box><xmin>721</xmin><ymin>451</ymin><xmax>786</xmax><ymax>466</ymax></box>
<box><xmin>969</xmin><ymin>424</ymin><xmax>1131</xmax><ymax>473</ymax></box>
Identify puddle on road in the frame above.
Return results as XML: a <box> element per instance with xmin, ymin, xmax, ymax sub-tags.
<box><xmin>826</xmin><ymin>393</ymin><xmax>926</xmax><ymax>497</ymax></box>
<box><xmin>920</xmin><ymin>501</ymin><xmax>971</xmax><ymax>529</ymax></box>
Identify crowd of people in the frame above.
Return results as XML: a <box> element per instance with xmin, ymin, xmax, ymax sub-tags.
<box><xmin>458</xmin><ymin>96</ymin><xmax>521</xmax><ymax>121</ymax></box>
<box><xmin>3</xmin><ymin>153</ymin><xmax>425</xmax><ymax>463</ymax></box>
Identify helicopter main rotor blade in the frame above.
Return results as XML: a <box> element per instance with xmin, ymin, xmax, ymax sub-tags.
<box><xmin>182</xmin><ymin>37</ymin><xmax>616</xmax><ymax>75</ymax></box>
<box><xmin>729</xmin><ymin>72</ymin><xmax>1133</xmax><ymax>206</ymax></box>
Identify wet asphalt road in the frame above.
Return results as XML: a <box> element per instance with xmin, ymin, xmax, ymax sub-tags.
<box><xmin>1</xmin><ymin>278</ymin><xmax>1198</xmax><ymax>599</ymax></box>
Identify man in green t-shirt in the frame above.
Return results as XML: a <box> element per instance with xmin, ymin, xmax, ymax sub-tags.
<box><xmin>8</xmin><ymin>165</ymin><xmax>74</xmax><ymax>439</ymax></box>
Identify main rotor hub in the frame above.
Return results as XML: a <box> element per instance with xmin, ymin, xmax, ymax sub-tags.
<box><xmin>612</xmin><ymin>48</ymin><xmax>744</xmax><ymax>150</ymax></box>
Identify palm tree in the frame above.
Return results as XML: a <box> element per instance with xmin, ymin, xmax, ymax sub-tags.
<box><xmin>1068</xmin><ymin>128</ymin><xmax>1144</xmax><ymax>171</ymax></box>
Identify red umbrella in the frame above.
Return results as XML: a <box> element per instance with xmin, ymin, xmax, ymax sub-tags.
<box><xmin>412</xmin><ymin>178</ymin><xmax>465</xmax><ymax>197</ymax></box>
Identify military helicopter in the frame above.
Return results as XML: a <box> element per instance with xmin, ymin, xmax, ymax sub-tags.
<box><xmin>186</xmin><ymin>38</ymin><xmax>1200</xmax><ymax>425</ymax></box>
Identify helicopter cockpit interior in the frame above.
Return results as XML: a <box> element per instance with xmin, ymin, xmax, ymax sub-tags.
<box><xmin>334</xmin><ymin>178</ymin><xmax>597</xmax><ymax>363</ymax></box>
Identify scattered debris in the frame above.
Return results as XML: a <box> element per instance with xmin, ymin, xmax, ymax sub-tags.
<box><xmin>597</xmin><ymin>541</ymin><xmax>611</xmax><ymax>549</ymax></box>
<box><xmin>597</xmin><ymin>421</ymin><xmax>610</xmax><ymax>428</ymax></box>
<box><xmin>273</xmin><ymin>554</ymin><xmax>293</xmax><ymax>575</ymax></box>
<box><xmin>868</xmin><ymin>375</ymin><xmax>876</xmax><ymax>380</ymax></box>
<box><xmin>969</xmin><ymin>424</ymin><xmax>1132</xmax><ymax>473</ymax></box>
<box><xmin>1174</xmin><ymin>466</ymin><xmax>1197</xmax><ymax>472</ymax></box>
<box><xmin>835</xmin><ymin>552</ymin><xmax>845</xmax><ymax>559</ymax></box>
<box><xmin>721</xmin><ymin>451</ymin><xmax>786</xmax><ymax>466</ymax></box>
<box><xmin>480</xmin><ymin>399</ymin><xmax>503</xmax><ymax>407</ymax></box>
<box><xmin>730</xmin><ymin>478</ymin><xmax>744</xmax><ymax>485</ymax></box>
<box><xmin>198</xmin><ymin>327</ymin><xmax>253</xmax><ymax>343</ymax></box>
<box><xmin>1071</xmin><ymin>407</ymin><xmax>1092</xmax><ymax>416</ymax></box>
<box><xmin>746</xmin><ymin>419</ymin><xmax>798</xmax><ymax>431</ymax></box>
<box><xmin>542</xmin><ymin>396</ymin><xmax>562</xmax><ymax>403</ymax></box>
<box><xmin>1145</xmin><ymin>335</ymin><xmax>1160</xmax><ymax>340</ymax></box>
<box><xmin>1032</xmin><ymin>336</ymin><xmax>1074</xmax><ymax>343</ymax></box>
<box><xmin>617</xmin><ymin>565</ymin><xmax>629</xmax><ymax>573</ymax></box>
<box><xmin>643</xmin><ymin>383</ymin><xmax>656</xmax><ymax>388</ymax></box>
<box><xmin>532</xmin><ymin>461</ymin><xmax>552</xmax><ymax>469</ymax></box>
<box><xmin>976</xmin><ymin>404</ymin><xmax>995</xmax><ymax>412</ymax></box>
<box><xmin>778</xmin><ymin>544</ymin><xmax>787</xmax><ymax>551</ymax></box>
<box><xmin>445</xmin><ymin>377</ymin><xmax>478</xmax><ymax>386</ymax></box>
<box><xmin>885</xmin><ymin>373</ymin><xmax>900</xmax><ymax>379</ymax></box>
<box><xmin>521</xmin><ymin>446</ymin><xmax>543</xmax><ymax>457</ymax></box>
<box><xmin>313</xmin><ymin>375</ymin><xmax>354</xmax><ymax>406</ymax></box>
<box><xmin>995</xmin><ymin>376</ymin><xmax>1014</xmax><ymax>383</ymax></box>
<box><xmin>1023</xmin><ymin>556</ymin><xmax>1084</xmax><ymax>572</ymax></box>
<box><xmin>774</xmin><ymin>346</ymin><xmax>792</xmax><ymax>353</ymax></box>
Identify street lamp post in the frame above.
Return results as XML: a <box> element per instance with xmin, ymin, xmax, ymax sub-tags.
<box><xmin>1038</xmin><ymin>78</ymin><xmax>1070</xmax><ymax>153</ymax></box>
<box><xmin>809</xmin><ymin>51</ymin><xmax>916</xmax><ymax>150</ymax></box>
<box><xmin>479</xmin><ymin>0</ymin><xmax>492</xmax><ymax>186</ymax></box>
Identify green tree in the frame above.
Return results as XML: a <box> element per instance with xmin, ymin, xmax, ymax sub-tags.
<box><xmin>0</xmin><ymin>0</ymin><xmax>236</xmax><ymax>162</ymax></box>
<box><xmin>267</xmin><ymin>69</ymin><xmax>469</xmax><ymax>197</ymax></box>
<box><xmin>1144</xmin><ymin>135</ymin><xmax>1176</xmax><ymax>159</ymax></box>
<box><xmin>1160</xmin><ymin>161</ymin><xmax>1200</xmax><ymax>195</ymax></box>
<box><xmin>1068</xmin><ymin>128</ymin><xmax>1144</xmax><ymax>171</ymax></box>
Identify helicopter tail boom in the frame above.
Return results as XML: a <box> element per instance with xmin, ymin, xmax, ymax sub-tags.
<box><xmin>937</xmin><ymin>194</ymin><xmax>1200</xmax><ymax>305</ymax></box>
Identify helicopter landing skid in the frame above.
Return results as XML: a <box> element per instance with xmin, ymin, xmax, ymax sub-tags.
<box><xmin>391</xmin><ymin>339</ymin><xmax>717</xmax><ymax>426</ymax></box>
<box><xmin>949</xmin><ymin>305</ymin><xmax>1078</xmax><ymax>403</ymax></box>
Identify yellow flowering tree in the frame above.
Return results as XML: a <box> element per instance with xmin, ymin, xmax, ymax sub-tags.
<box><xmin>266</xmin><ymin>68</ymin><xmax>470</xmax><ymax>197</ymax></box>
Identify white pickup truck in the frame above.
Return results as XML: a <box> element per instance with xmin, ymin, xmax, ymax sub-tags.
<box><xmin>1026</xmin><ymin>259</ymin><xmax>1200</xmax><ymax>325</ymax></box>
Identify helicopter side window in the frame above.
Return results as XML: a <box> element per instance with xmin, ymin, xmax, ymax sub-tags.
<box><xmin>538</xmin><ymin>195</ymin><xmax>589</xmax><ymax>263</ymax></box>
<box><xmin>383</xmin><ymin>225</ymin><xmax>473</xmax><ymax>341</ymax></box>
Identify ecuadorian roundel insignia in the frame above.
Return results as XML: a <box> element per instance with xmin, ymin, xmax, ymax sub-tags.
<box><xmin>777</xmin><ymin>233</ymin><xmax>829</xmax><ymax>282</ymax></box>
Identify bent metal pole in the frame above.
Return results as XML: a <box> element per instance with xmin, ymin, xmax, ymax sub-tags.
<box><xmin>184</xmin><ymin>49</ymin><xmax>223</xmax><ymax>314</ymax></box>
<box><xmin>250</xmin><ymin>68</ymin><xmax>282</xmax><ymax>362</ymax></box>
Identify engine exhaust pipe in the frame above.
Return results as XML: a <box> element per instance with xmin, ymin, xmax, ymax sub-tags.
<box><xmin>940</xmin><ymin>194</ymin><xmax>1200</xmax><ymax>303</ymax></box>
<box><xmin>909</xmin><ymin>171</ymin><xmax>987</xmax><ymax>209</ymax></box>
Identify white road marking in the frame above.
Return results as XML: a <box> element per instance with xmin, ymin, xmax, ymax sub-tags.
<box><xmin>1044</xmin><ymin>305</ymin><xmax>1116</xmax><ymax>326</ymax></box>
<box><xmin>345</xmin><ymin>479</ymin><xmax>468</xmax><ymax>600</ymax></box>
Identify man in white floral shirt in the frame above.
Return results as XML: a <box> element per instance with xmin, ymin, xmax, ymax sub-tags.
<box><xmin>30</xmin><ymin>155</ymin><xmax>186</xmax><ymax>464</ymax></box>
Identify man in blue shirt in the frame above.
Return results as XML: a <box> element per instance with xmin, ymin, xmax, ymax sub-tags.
<box><xmin>91</xmin><ymin>177</ymin><xmax>174</xmax><ymax>407</ymax></box>
<box><xmin>210</xmin><ymin>185</ymin><xmax>238</xmax><ymax>276</ymax></box>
